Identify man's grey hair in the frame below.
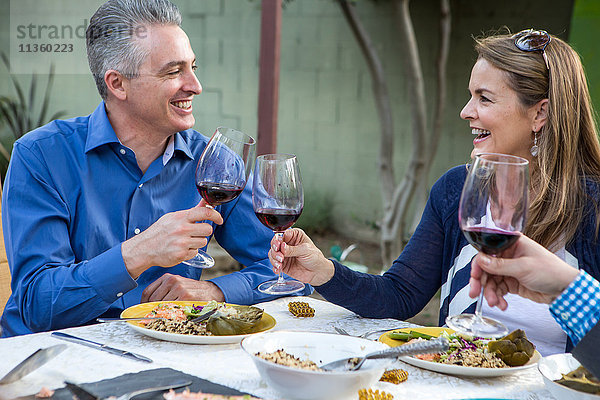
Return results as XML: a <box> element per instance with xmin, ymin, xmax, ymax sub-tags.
<box><xmin>86</xmin><ymin>0</ymin><xmax>182</xmax><ymax>99</ymax></box>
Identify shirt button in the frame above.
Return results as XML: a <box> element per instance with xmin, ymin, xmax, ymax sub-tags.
<box><xmin>116</xmin><ymin>292</ymin><xmax>123</xmax><ymax>297</ymax></box>
<box><xmin>138</xmin><ymin>183</ymin><xmax>143</xmax><ymax>188</ymax></box>
<box><xmin>134</xmin><ymin>228</ymin><xmax>141</xmax><ymax>234</ymax></box>
<box><xmin>120</xmin><ymin>148</ymin><xmax>126</xmax><ymax>155</ymax></box>
<box><xmin>561</xmin><ymin>312</ymin><xmax>569</xmax><ymax>320</ymax></box>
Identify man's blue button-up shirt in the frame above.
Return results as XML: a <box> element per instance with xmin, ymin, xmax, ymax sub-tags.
<box><xmin>1</xmin><ymin>102</ymin><xmax>311</xmax><ymax>337</ymax></box>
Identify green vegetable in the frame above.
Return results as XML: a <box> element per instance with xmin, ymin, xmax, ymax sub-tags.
<box><xmin>410</xmin><ymin>331</ymin><xmax>434</xmax><ymax>340</ymax></box>
<box><xmin>556</xmin><ymin>366</ymin><xmax>600</xmax><ymax>394</ymax></box>
<box><xmin>206</xmin><ymin>305</ymin><xmax>263</xmax><ymax>336</ymax></box>
<box><xmin>199</xmin><ymin>300</ymin><xmax>219</xmax><ymax>315</ymax></box>
<box><xmin>487</xmin><ymin>329</ymin><xmax>536</xmax><ymax>367</ymax></box>
<box><xmin>183</xmin><ymin>305</ymin><xmax>202</xmax><ymax>318</ymax></box>
<box><xmin>387</xmin><ymin>332</ymin><xmax>412</xmax><ymax>341</ymax></box>
<box><xmin>387</xmin><ymin>330</ymin><xmax>435</xmax><ymax>341</ymax></box>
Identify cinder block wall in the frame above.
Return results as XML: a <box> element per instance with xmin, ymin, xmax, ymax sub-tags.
<box><xmin>0</xmin><ymin>0</ymin><xmax>581</xmax><ymax>242</ymax></box>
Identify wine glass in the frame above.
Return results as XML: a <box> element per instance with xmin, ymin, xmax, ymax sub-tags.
<box><xmin>182</xmin><ymin>127</ymin><xmax>256</xmax><ymax>268</ymax></box>
<box><xmin>445</xmin><ymin>153</ymin><xmax>529</xmax><ymax>338</ymax></box>
<box><xmin>253</xmin><ymin>154</ymin><xmax>306</xmax><ymax>295</ymax></box>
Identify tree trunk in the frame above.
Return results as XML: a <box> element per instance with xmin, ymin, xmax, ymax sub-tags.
<box><xmin>338</xmin><ymin>0</ymin><xmax>451</xmax><ymax>268</ymax></box>
<box><xmin>409</xmin><ymin>0</ymin><xmax>451</xmax><ymax>235</ymax></box>
<box><xmin>337</xmin><ymin>0</ymin><xmax>395</xmax><ymax>209</ymax></box>
<box><xmin>377</xmin><ymin>0</ymin><xmax>428</xmax><ymax>266</ymax></box>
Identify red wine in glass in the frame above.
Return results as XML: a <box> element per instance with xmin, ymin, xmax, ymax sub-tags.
<box><xmin>254</xmin><ymin>208</ymin><xmax>303</xmax><ymax>232</ymax></box>
<box><xmin>462</xmin><ymin>227</ymin><xmax>520</xmax><ymax>256</ymax></box>
<box><xmin>446</xmin><ymin>153</ymin><xmax>529</xmax><ymax>338</ymax></box>
<box><xmin>197</xmin><ymin>182</ymin><xmax>244</xmax><ymax>206</ymax></box>
<box><xmin>253</xmin><ymin>154</ymin><xmax>306</xmax><ymax>295</ymax></box>
<box><xmin>182</xmin><ymin>127</ymin><xmax>255</xmax><ymax>268</ymax></box>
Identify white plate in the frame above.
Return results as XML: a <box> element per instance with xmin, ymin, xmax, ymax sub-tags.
<box><xmin>398</xmin><ymin>351</ymin><xmax>541</xmax><ymax>377</ymax></box>
<box><xmin>379</xmin><ymin>327</ymin><xmax>541</xmax><ymax>377</ymax></box>
<box><xmin>241</xmin><ymin>331</ymin><xmax>391</xmax><ymax>400</ymax></box>
<box><xmin>120</xmin><ymin>301</ymin><xmax>276</xmax><ymax>345</ymax></box>
<box><xmin>538</xmin><ymin>353</ymin><xmax>600</xmax><ymax>400</ymax></box>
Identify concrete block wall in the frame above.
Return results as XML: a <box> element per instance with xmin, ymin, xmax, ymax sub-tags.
<box><xmin>0</xmin><ymin>0</ymin><xmax>583</xmax><ymax>242</ymax></box>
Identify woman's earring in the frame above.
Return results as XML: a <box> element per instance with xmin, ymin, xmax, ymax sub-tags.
<box><xmin>530</xmin><ymin>131</ymin><xmax>539</xmax><ymax>157</ymax></box>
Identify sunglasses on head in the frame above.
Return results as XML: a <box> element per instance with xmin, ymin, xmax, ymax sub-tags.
<box><xmin>513</xmin><ymin>29</ymin><xmax>551</xmax><ymax>71</ymax></box>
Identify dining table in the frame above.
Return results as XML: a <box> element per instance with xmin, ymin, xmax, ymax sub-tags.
<box><xmin>0</xmin><ymin>296</ymin><xmax>557</xmax><ymax>400</ymax></box>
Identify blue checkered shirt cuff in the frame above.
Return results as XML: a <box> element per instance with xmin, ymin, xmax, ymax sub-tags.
<box><xmin>550</xmin><ymin>270</ymin><xmax>600</xmax><ymax>345</ymax></box>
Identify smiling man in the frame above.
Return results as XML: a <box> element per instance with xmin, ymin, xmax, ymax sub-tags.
<box><xmin>0</xmin><ymin>0</ymin><xmax>311</xmax><ymax>337</ymax></box>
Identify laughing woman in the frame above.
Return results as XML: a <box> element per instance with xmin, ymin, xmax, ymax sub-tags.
<box><xmin>270</xmin><ymin>29</ymin><xmax>600</xmax><ymax>356</ymax></box>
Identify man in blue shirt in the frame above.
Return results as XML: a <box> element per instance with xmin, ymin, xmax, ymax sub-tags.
<box><xmin>0</xmin><ymin>0</ymin><xmax>310</xmax><ymax>337</ymax></box>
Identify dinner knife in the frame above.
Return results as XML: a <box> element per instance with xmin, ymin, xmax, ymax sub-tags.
<box><xmin>0</xmin><ymin>344</ymin><xmax>67</xmax><ymax>384</ymax></box>
<box><xmin>51</xmin><ymin>332</ymin><xmax>153</xmax><ymax>363</ymax></box>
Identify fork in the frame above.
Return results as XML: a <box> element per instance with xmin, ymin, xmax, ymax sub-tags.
<box><xmin>357</xmin><ymin>327</ymin><xmax>409</xmax><ymax>339</ymax></box>
<box><xmin>334</xmin><ymin>326</ymin><xmax>351</xmax><ymax>336</ymax></box>
<box><xmin>334</xmin><ymin>326</ymin><xmax>410</xmax><ymax>339</ymax></box>
<box><xmin>114</xmin><ymin>380</ymin><xmax>191</xmax><ymax>400</ymax></box>
<box><xmin>65</xmin><ymin>379</ymin><xmax>191</xmax><ymax>400</ymax></box>
<box><xmin>189</xmin><ymin>308</ymin><xmax>217</xmax><ymax>324</ymax></box>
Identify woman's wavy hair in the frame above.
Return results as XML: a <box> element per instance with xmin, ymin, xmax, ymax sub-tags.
<box><xmin>474</xmin><ymin>29</ymin><xmax>600</xmax><ymax>250</ymax></box>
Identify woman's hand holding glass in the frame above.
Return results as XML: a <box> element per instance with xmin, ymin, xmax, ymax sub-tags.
<box><xmin>253</xmin><ymin>154</ymin><xmax>307</xmax><ymax>294</ymax></box>
<box><xmin>269</xmin><ymin>228</ymin><xmax>335</xmax><ymax>287</ymax></box>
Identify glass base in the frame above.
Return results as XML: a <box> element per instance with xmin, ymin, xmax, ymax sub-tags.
<box><xmin>258</xmin><ymin>279</ymin><xmax>305</xmax><ymax>295</ymax></box>
<box><xmin>445</xmin><ymin>313</ymin><xmax>508</xmax><ymax>338</ymax></box>
<box><xmin>181</xmin><ymin>250</ymin><xmax>215</xmax><ymax>269</ymax></box>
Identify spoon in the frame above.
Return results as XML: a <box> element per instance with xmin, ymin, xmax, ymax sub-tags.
<box><xmin>320</xmin><ymin>336</ymin><xmax>449</xmax><ymax>372</ymax></box>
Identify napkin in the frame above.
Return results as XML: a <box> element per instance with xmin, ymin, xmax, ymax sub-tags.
<box><xmin>23</xmin><ymin>367</ymin><xmax>254</xmax><ymax>399</ymax></box>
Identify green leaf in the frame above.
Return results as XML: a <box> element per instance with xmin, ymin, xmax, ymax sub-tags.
<box><xmin>0</xmin><ymin>100</ymin><xmax>17</xmax><ymax>136</ymax></box>
<box><xmin>0</xmin><ymin>143</ymin><xmax>12</xmax><ymax>163</ymax></box>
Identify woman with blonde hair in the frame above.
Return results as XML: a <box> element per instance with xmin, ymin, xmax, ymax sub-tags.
<box><xmin>269</xmin><ymin>29</ymin><xmax>600</xmax><ymax>356</ymax></box>
<box><xmin>474</xmin><ymin>30</ymin><xmax>600</xmax><ymax>251</ymax></box>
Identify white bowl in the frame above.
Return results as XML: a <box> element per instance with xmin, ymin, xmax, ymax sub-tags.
<box><xmin>241</xmin><ymin>330</ymin><xmax>391</xmax><ymax>400</ymax></box>
<box><xmin>538</xmin><ymin>353</ymin><xmax>600</xmax><ymax>400</ymax></box>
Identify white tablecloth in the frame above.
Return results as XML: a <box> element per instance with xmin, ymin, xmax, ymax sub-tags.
<box><xmin>0</xmin><ymin>297</ymin><xmax>555</xmax><ymax>400</ymax></box>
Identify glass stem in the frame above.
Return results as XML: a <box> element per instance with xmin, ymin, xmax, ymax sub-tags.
<box><xmin>474</xmin><ymin>287</ymin><xmax>484</xmax><ymax>320</ymax></box>
<box><xmin>275</xmin><ymin>232</ymin><xmax>285</xmax><ymax>284</ymax></box>
<box><xmin>474</xmin><ymin>270</ymin><xmax>488</xmax><ymax>321</ymax></box>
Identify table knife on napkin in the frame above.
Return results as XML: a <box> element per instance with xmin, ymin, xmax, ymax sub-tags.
<box><xmin>51</xmin><ymin>332</ymin><xmax>152</xmax><ymax>363</ymax></box>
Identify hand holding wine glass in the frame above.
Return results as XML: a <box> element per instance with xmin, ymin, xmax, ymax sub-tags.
<box><xmin>182</xmin><ymin>127</ymin><xmax>256</xmax><ymax>268</ymax></box>
<box><xmin>470</xmin><ymin>234</ymin><xmax>580</xmax><ymax>309</ymax></box>
<box><xmin>253</xmin><ymin>154</ymin><xmax>306</xmax><ymax>295</ymax></box>
<box><xmin>446</xmin><ymin>153</ymin><xmax>529</xmax><ymax>338</ymax></box>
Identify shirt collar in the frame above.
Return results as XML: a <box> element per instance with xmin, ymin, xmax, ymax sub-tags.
<box><xmin>85</xmin><ymin>102</ymin><xmax>120</xmax><ymax>153</ymax></box>
<box><xmin>85</xmin><ymin>102</ymin><xmax>194</xmax><ymax>161</ymax></box>
<box><xmin>162</xmin><ymin>136</ymin><xmax>175</xmax><ymax>165</ymax></box>
<box><xmin>173</xmin><ymin>130</ymin><xmax>194</xmax><ymax>160</ymax></box>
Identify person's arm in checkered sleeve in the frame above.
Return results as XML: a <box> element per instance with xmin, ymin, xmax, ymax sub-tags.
<box><xmin>469</xmin><ymin>234</ymin><xmax>600</xmax><ymax>342</ymax></box>
<box><xmin>469</xmin><ymin>234</ymin><xmax>600</xmax><ymax>376</ymax></box>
